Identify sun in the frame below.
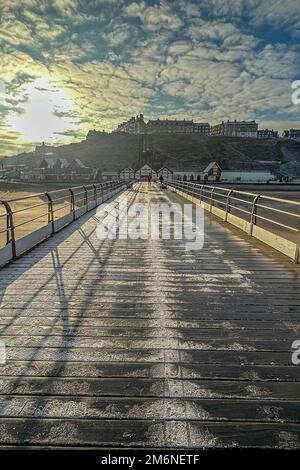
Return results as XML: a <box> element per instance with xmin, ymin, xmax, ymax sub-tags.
<box><xmin>7</xmin><ymin>77</ymin><xmax>77</xmax><ymax>143</ymax></box>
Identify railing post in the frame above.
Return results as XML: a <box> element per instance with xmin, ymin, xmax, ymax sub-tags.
<box><xmin>209</xmin><ymin>187</ymin><xmax>215</xmax><ymax>212</ymax></box>
<box><xmin>225</xmin><ymin>189</ymin><xmax>233</xmax><ymax>222</ymax></box>
<box><xmin>103</xmin><ymin>183</ymin><xmax>107</xmax><ymax>201</ymax></box>
<box><xmin>199</xmin><ymin>185</ymin><xmax>204</xmax><ymax>202</ymax></box>
<box><xmin>192</xmin><ymin>183</ymin><xmax>196</xmax><ymax>200</ymax></box>
<box><xmin>294</xmin><ymin>231</ymin><xmax>300</xmax><ymax>263</ymax></box>
<box><xmin>93</xmin><ymin>184</ymin><xmax>97</xmax><ymax>203</ymax></box>
<box><xmin>249</xmin><ymin>194</ymin><xmax>260</xmax><ymax>236</ymax></box>
<box><xmin>69</xmin><ymin>188</ymin><xmax>75</xmax><ymax>221</ymax></box>
<box><xmin>45</xmin><ymin>192</ymin><xmax>54</xmax><ymax>234</ymax></box>
<box><xmin>83</xmin><ymin>185</ymin><xmax>88</xmax><ymax>210</ymax></box>
<box><xmin>194</xmin><ymin>183</ymin><xmax>201</xmax><ymax>200</ymax></box>
<box><xmin>100</xmin><ymin>183</ymin><xmax>104</xmax><ymax>202</ymax></box>
<box><xmin>1</xmin><ymin>200</ymin><xmax>16</xmax><ymax>259</ymax></box>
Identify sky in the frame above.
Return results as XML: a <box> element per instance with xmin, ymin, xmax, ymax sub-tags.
<box><xmin>0</xmin><ymin>0</ymin><xmax>300</xmax><ymax>155</ymax></box>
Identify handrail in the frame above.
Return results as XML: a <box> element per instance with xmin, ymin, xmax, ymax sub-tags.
<box><xmin>167</xmin><ymin>180</ymin><xmax>300</xmax><ymax>262</ymax></box>
<box><xmin>0</xmin><ymin>179</ymin><xmax>125</xmax><ymax>261</ymax></box>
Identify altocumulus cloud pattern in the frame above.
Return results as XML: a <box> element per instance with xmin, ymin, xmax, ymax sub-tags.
<box><xmin>0</xmin><ymin>0</ymin><xmax>300</xmax><ymax>154</ymax></box>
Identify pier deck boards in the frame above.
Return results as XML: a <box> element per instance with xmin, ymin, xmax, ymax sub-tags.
<box><xmin>0</xmin><ymin>184</ymin><xmax>300</xmax><ymax>448</ymax></box>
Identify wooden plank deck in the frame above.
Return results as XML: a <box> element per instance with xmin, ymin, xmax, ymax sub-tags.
<box><xmin>0</xmin><ymin>183</ymin><xmax>300</xmax><ymax>448</ymax></box>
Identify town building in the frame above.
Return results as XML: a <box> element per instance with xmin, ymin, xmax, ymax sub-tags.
<box><xmin>283</xmin><ymin>129</ymin><xmax>300</xmax><ymax>140</ymax></box>
<box><xmin>115</xmin><ymin>114</ymin><xmax>146</xmax><ymax>134</ymax></box>
<box><xmin>19</xmin><ymin>158</ymin><xmax>94</xmax><ymax>182</ymax></box>
<box><xmin>65</xmin><ymin>159</ymin><xmax>92</xmax><ymax>180</ymax></box>
<box><xmin>114</xmin><ymin>116</ymin><xmax>210</xmax><ymax>135</ymax></box>
<box><xmin>147</xmin><ymin>119</ymin><xmax>194</xmax><ymax>134</ymax></box>
<box><xmin>34</xmin><ymin>142</ymin><xmax>53</xmax><ymax>156</ymax></box>
<box><xmin>210</xmin><ymin>120</ymin><xmax>258</xmax><ymax>137</ymax></box>
<box><xmin>39</xmin><ymin>158</ymin><xmax>68</xmax><ymax>171</ymax></box>
<box><xmin>38</xmin><ymin>158</ymin><xmax>69</xmax><ymax>180</ymax></box>
<box><xmin>193</xmin><ymin>122</ymin><xmax>210</xmax><ymax>135</ymax></box>
<box><xmin>86</xmin><ymin>129</ymin><xmax>107</xmax><ymax>141</ymax></box>
<box><xmin>257</xmin><ymin>129</ymin><xmax>278</xmax><ymax>138</ymax></box>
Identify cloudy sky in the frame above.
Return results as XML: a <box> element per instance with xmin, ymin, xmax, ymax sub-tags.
<box><xmin>0</xmin><ymin>0</ymin><xmax>300</xmax><ymax>155</ymax></box>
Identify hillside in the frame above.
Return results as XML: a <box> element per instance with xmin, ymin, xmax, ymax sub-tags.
<box><xmin>3</xmin><ymin>133</ymin><xmax>300</xmax><ymax>176</ymax></box>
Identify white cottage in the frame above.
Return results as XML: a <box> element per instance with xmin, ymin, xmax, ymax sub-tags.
<box><xmin>119</xmin><ymin>167</ymin><xmax>135</xmax><ymax>181</ymax></box>
<box><xmin>134</xmin><ymin>164</ymin><xmax>157</xmax><ymax>180</ymax></box>
<box><xmin>157</xmin><ymin>167</ymin><xmax>173</xmax><ymax>181</ymax></box>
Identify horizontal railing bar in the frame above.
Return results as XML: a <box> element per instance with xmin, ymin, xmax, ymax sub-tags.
<box><xmin>199</xmin><ymin>185</ymin><xmax>258</xmax><ymax>198</ymax></box>
<box><xmin>13</xmin><ymin>212</ymin><xmax>49</xmax><ymax>229</ymax></box>
<box><xmin>260</xmin><ymin>194</ymin><xmax>300</xmax><ymax>206</ymax></box>
<box><xmin>52</xmin><ymin>204</ymin><xmax>72</xmax><ymax>214</ymax></box>
<box><xmin>176</xmin><ymin>182</ymin><xmax>300</xmax><ymax>221</ymax></box>
<box><xmin>0</xmin><ymin>181</ymin><xmax>118</xmax><ymax>203</ymax></box>
<box><xmin>228</xmin><ymin>205</ymin><xmax>252</xmax><ymax>216</ymax></box>
<box><xmin>226</xmin><ymin>195</ymin><xmax>254</xmax><ymax>204</ymax></box>
<box><xmin>254</xmin><ymin>213</ymin><xmax>299</xmax><ymax>232</ymax></box>
<box><xmin>169</xmin><ymin>179</ymin><xmax>300</xmax><ymax>227</ymax></box>
<box><xmin>9</xmin><ymin>201</ymin><xmax>49</xmax><ymax>215</ymax></box>
<box><xmin>210</xmin><ymin>192</ymin><xmax>228</xmax><ymax>199</ymax></box>
<box><xmin>255</xmin><ymin>203</ymin><xmax>300</xmax><ymax>219</ymax></box>
<box><xmin>0</xmin><ymin>180</ymin><xmax>124</xmax><ymax>263</ymax></box>
<box><xmin>51</xmin><ymin>196</ymin><xmax>73</xmax><ymax>203</ymax></box>
<box><xmin>73</xmin><ymin>197</ymin><xmax>87</xmax><ymax>204</ymax></box>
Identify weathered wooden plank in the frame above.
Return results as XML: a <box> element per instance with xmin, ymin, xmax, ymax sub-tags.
<box><xmin>0</xmin><ymin>361</ymin><xmax>299</xmax><ymax>381</ymax></box>
<box><xmin>0</xmin><ymin>418</ymin><xmax>298</xmax><ymax>448</ymax></box>
<box><xmin>0</xmin><ymin>335</ymin><xmax>295</xmax><ymax>351</ymax></box>
<box><xmin>0</xmin><ymin>377</ymin><xmax>299</xmax><ymax>399</ymax></box>
<box><xmin>0</xmin><ymin>396</ymin><xmax>299</xmax><ymax>423</ymax></box>
<box><xmin>0</xmin><ymin>318</ymin><xmax>297</xmax><ymax>330</ymax></box>
<box><xmin>0</xmin><ymin>325</ymin><xmax>296</xmax><ymax>340</ymax></box>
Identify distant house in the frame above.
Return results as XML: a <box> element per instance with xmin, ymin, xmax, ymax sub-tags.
<box><xmin>65</xmin><ymin>159</ymin><xmax>92</xmax><ymax>180</ymax></box>
<box><xmin>39</xmin><ymin>158</ymin><xmax>68</xmax><ymax>170</ymax></box>
<box><xmin>202</xmin><ymin>161</ymin><xmax>222</xmax><ymax>182</ymax></box>
<box><xmin>119</xmin><ymin>167</ymin><xmax>135</xmax><ymax>180</ymax></box>
<box><xmin>39</xmin><ymin>158</ymin><xmax>55</xmax><ymax>169</ymax></box>
<box><xmin>38</xmin><ymin>158</ymin><xmax>69</xmax><ymax>180</ymax></box>
<box><xmin>134</xmin><ymin>164</ymin><xmax>157</xmax><ymax>180</ymax></box>
<box><xmin>157</xmin><ymin>167</ymin><xmax>173</xmax><ymax>180</ymax></box>
<box><xmin>38</xmin><ymin>158</ymin><xmax>93</xmax><ymax>181</ymax></box>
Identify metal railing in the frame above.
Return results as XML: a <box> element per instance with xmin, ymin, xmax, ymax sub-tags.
<box><xmin>0</xmin><ymin>180</ymin><xmax>125</xmax><ymax>261</ymax></box>
<box><xmin>167</xmin><ymin>180</ymin><xmax>300</xmax><ymax>262</ymax></box>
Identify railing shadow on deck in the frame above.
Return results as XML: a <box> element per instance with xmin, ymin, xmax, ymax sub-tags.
<box><xmin>0</xmin><ymin>187</ymin><xmax>140</xmax><ymax>444</ymax></box>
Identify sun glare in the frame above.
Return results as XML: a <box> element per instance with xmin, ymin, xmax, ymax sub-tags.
<box><xmin>7</xmin><ymin>77</ymin><xmax>77</xmax><ymax>143</ymax></box>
